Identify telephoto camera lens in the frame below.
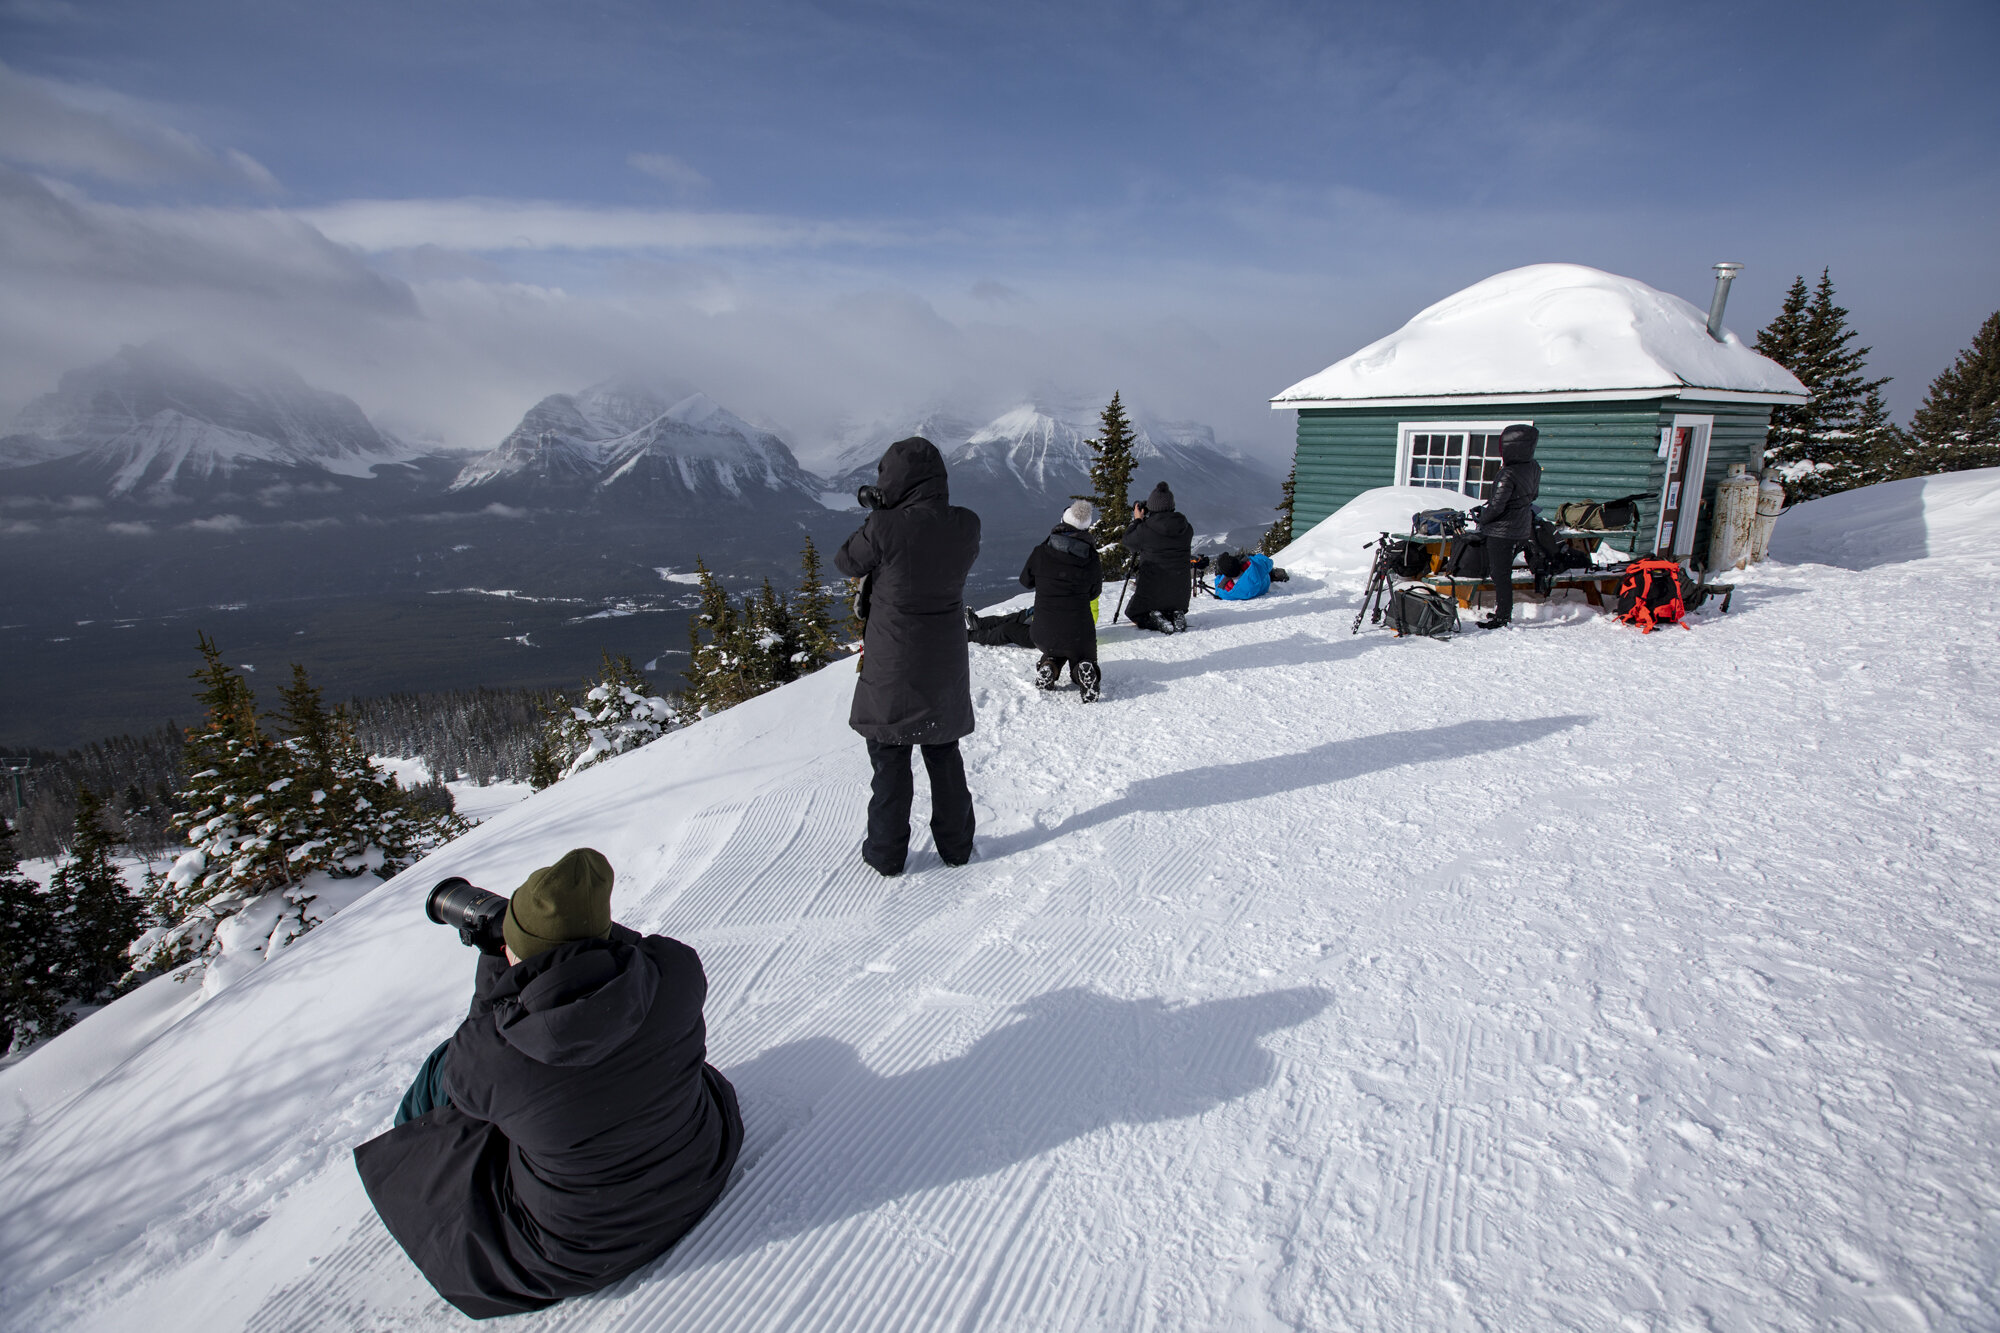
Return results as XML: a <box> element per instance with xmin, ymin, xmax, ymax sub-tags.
<box><xmin>426</xmin><ymin>876</ymin><xmax>511</xmax><ymax>954</ymax></box>
<box><xmin>856</xmin><ymin>484</ymin><xmax>886</xmax><ymax>510</ymax></box>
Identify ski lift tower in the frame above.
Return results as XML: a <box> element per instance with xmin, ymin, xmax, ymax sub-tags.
<box><xmin>1</xmin><ymin>758</ymin><xmax>30</xmax><ymax>821</ymax></box>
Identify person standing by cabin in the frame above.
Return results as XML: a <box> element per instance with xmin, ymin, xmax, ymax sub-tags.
<box><xmin>1468</xmin><ymin>424</ymin><xmax>1542</xmax><ymax>629</ymax></box>
<box><xmin>1120</xmin><ymin>481</ymin><xmax>1194</xmax><ymax>633</ymax></box>
<box><xmin>835</xmin><ymin>437</ymin><xmax>982</xmax><ymax>876</ymax></box>
<box><xmin>1021</xmin><ymin>499</ymin><xmax>1104</xmax><ymax>702</ymax></box>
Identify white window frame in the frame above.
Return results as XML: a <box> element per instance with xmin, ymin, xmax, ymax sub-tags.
<box><xmin>1655</xmin><ymin>413</ymin><xmax>1714</xmax><ymax>557</ymax></box>
<box><xmin>1394</xmin><ymin>420</ymin><xmax>1532</xmax><ymax>501</ymax></box>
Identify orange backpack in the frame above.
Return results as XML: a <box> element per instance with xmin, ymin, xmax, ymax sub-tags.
<box><xmin>1616</xmin><ymin>558</ymin><xmax>1690</xmax><ymax>633</ymax></box>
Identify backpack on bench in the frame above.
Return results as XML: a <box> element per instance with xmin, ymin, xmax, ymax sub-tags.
<box><xmin>1555</xmin><ymin>493</ymin><xmax>1647</xmax><ymax>532</ymax></box>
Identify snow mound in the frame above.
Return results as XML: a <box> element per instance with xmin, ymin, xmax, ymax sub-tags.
<box><xmin>1272</xmin><ymin>263</ymin><xmax>1809</xmax><ymax>404</ymax></box>
<box><xmin>1273</xmin><ymin>485</ymin><xmax>1452</xmax><ymax>582</ymax></box>
<box><xmin>1768</xmin><ymin>467</ymin><xmax>2000</xmax><ymax>569</ymax></box>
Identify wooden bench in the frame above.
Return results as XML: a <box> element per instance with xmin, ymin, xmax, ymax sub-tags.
<box><xmin>1421</xmin><ymin>569</ymin><xmax>1630</xmax><ymax>610</ymax></box>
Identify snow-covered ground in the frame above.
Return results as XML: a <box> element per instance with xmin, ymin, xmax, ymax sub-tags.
<box><xmin>3</xmin><ymin>472</ymin><xmax>1998</xmax><ymax>1331</ymax></box>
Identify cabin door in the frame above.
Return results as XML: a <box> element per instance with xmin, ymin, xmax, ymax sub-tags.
<box><xmin>1655</xmin><ymin>414</ymin><xmax>1712</xmax><ymax>557</ymax></box>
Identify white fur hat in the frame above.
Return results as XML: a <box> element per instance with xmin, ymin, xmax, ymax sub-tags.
<box><xmin>1062</xmin><ymin>500</ymin><xmax>1094</xmax><ymax>529</ymax></box>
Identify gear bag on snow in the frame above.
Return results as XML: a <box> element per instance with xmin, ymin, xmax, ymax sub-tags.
<box><xmin>1412</xmin><ymin>508</ymin><xmax>1468</xmax><ymax>538</ymax></box>
<box><xmin>1555</xmin><ymin>493</ymin><xmax>1647</xmax><ymax>532</ymax></box>
<box><xmin>1389</xmin><ymin>586</ymin><xmax>1459</xmax><ymax>639</ymax></box>
<box><xmin>1615</xmin><ymin>556</ymin><xmax>1690</xmax><ymax>633</ymax></box>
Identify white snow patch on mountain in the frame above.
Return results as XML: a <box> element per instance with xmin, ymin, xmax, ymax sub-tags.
<box><xmin>1272</xmin><ymin>263</ymin><xmax>1810</xmax><ymax>404</ymax></box>
<box><xmin>2</xmin><ymin>473</ymin><xmax>1997</xmax><ymax>1330</ymax></box>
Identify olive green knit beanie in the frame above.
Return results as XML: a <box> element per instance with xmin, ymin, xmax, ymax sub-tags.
<box><xmin>504</xmin><ymin>847</ymin><xmax>614</xmax><ymax>960</ymax></box>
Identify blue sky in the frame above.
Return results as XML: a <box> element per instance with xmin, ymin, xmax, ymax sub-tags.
<box><xmin>1</xmin><ymin>0</ymin><xmax>1993</xmax><ymax>460</ymax></box>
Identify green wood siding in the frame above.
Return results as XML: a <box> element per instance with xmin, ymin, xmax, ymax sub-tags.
<box><xmin>1289</xmin><ymin>398</ymin><xmax>1771</xmax><ymax>562</ymax></box>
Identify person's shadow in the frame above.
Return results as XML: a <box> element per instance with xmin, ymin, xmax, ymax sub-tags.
<box><xmin>980</xmin><ymin>714</ymin><xmax>1591</xmax><ymax>858</ymax></box>
<box><xmin>630</xmin><ymin>985</ymin><xmax>1330</xmax><ymax>1278</ymax></box>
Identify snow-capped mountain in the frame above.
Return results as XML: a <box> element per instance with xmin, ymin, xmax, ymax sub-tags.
<box><xmin>0</xmin><ymin>343</ymin><xmax>413</xmax><ymax>497</ymax></box>
<box><xmin>830</xmin><ymin>402</ymin><xmax>1281</xmax><ymax>544</ymax></box>
<box><xmin>452</xmin><ymin>380</ymin><xmax>826</xmax><ymax>510</ymax></box>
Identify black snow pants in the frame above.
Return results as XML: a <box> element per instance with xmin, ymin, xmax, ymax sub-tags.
<box><xmin>1485</xmin><ymin>538</ymin><xmax>1528</xmax><ymax>622</ymax></box>
<box><xmin>968</xmin><ymin>610</ymin><xmax>1037</xmax><ymax>648</ymax></box>
<box><xmin>865</xmin><ymin>739</ymin><xmax>975</xmax><ymax>874</ymax></box>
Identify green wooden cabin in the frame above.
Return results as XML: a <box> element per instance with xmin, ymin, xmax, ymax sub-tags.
<box><xmin>1270</xmin><ymin>265</ymin><xmax>1809</xmax><ymax>561</ymax></box>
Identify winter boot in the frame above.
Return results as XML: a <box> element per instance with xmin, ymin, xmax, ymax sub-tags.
<box><xmin>1143</xmin><ymin>611</ymin><xmax>1174</xmax><ymax>634</ymax></box>
<box><xmin>1035</xmin><ymin>655</ymin><xmax>1062</xmax><ymax>690</ymax></box>
<box><xmin>966</xmin><ymin>607</ymin><xmax>980</xmax><ymax>634</ymax></box>
<box><xmin>1169</xmin><ymin>610</ymin><xmax>1188</xmax><ymax>633</ymax></box>
<box><xmin>1076</xmin><ymin>661</ymin><xmax>1101</xmax><ymax>703</ymax></box>
<box><xmin>1477</xmin><ymin>614</ymin><xmax>1511</xmax><ymax>630</ymax></box>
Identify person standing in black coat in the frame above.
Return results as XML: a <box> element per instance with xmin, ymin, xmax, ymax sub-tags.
<box><xmin>1120</xmin><ymin>481</ymin><xmax>1194</xmax><ymax>633</ymax></box>
<box><xmin>835</xmin><ymin>437</ymin><xmax>982</xmax><ymax>875</ymax></box>
<box><xmin>1020</xmin><ymin>499</ymin><xmax>1104</xmax><ymax>702</ymax></box>
<box><xmin>354</xmin><ymin>848</ymin><xmax>743</xmax><ymax>1321</ymax></box>
<box><xmin>1468</xmin><ymin>423</ymin><xmax>1542</xmax><ymax>628</ymax></box>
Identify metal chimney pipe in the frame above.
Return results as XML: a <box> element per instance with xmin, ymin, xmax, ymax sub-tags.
<box><xmin>1706</xmin><ymin>262</ymin><xmax>1743</xmax><ymax>342</ymax></box>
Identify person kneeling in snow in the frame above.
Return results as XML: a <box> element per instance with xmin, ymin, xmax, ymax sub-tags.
<box><xmin>1120</xmin><ymin>482</ymin><xmax>1195</xmax><ymax>633</ymax></box>
<box><xmin>1020</xmin><ymin>499</ymin><xmax>1104</xmax><ymax>702</ymax></box>
<box><xmin>1211</xmin><ymin>551</ymin><xmax>1287</xmax><ymax>600</ymax></box>
<box><xmin>354</xmin><ymin>848</ymin><xmax>743</xmax><ymax>1321</ymax></box>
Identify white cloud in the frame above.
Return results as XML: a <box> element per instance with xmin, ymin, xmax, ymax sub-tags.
<box><xmin>298</xmin><ymin>197</ymin><xmax>901</xmax><ymax>253</ymax></box>
<box><xmin>0</xmin><ymin>60</ymin><xmax>279</xmax><ymax>191</ymax></box>
<box><xmin>186</xmin><ymin>514</ymin><xmax>247</xmax><ymax>531</ymax></box>
<box><xmin>628</xmin><ymin>152</ymin><xmax>708</xmax><ymax>197</ymax></box>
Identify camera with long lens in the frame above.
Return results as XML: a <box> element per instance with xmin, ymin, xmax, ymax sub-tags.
<box><xmin>426</xmin><ymin>876</ymin><xmax>510</xmax><ymax>954</ymax></box>
<box><xmin>855</xmin><ymin>484</ymin><xmax>886</xmax><ymax>510</ymax></box>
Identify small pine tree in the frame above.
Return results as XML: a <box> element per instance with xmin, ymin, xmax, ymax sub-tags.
<box><xmin>747</xmin><ymin>578</ymin><xmax>801</xmax><ymax>693</ymax></box>
<box><xmin>0</xmin><ymin>818</ymin><xmax>67</xmax><ymax>1054</ymax></box>
<box><xmin>1258</xmin><ymin>459</ymin><xmax>1298</xmax><ymax>556</ymax></box>
<box><xmin>48</xmin><ymin>787</ymin><xmax>140</xmax><ymax>1008</ymax></box>
<box><xmin>1077</xmin><ymin>392</ymin><xmax>1139</xmax><ymax>577</ymax></box>
<box><xmin>1909</xmin><ymin>310</ymin><xmax>2000</xmax><ymax>475</ymax></box>
<box><xmin>1755</xmin><ymin>269</ymin><xmax>1892</xmax><ymax>500</ymax></box>
<box><xmin>683</xmin><ymin>559</ymin><xmax>760</xmax><ymax>715</ymax></box>
<box><xmin>792</xmin><ymin>534</ymin><xmax>842</xmax><ymax>671</ymax></box>
<box><xmin>539</xmin><ymin>654</ymin><xmax>675</xmax><ymax>781</ymax></box>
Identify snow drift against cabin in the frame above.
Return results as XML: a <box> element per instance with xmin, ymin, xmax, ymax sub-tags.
<box><xmin>1271</xmin><ymin>263</ymin><xmax>1810</xmax><ymax>405</ymax></box>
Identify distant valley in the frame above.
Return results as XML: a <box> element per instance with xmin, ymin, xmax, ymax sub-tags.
<box><xmin>0</xmin><ymin>344</ymin><xmax>1279</xmax><ymax>749</ymax></box>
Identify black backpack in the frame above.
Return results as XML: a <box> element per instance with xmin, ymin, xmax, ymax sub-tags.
<box><xmin>1524</xmin><ymin>516</ymin><xmax>1592</xmax><ymax>587</ymax></box>
<box><xmin>1412</xmin><ymin>507</ymin><xmax>1468</xmax><ymax>538</ymax></box>
<box><xmin>1387</xmin><ymin>537</ymin><xmax>1432</xmax><ymax>579</ymax></box>
<box><xmin>1445</xmin><ymin>532</ymin><xmax>1486</xmax><ymax>577</ymax></box>
<box><xmin>1389</xmin><ymin>586</ymin><xmax>1459</xmax><ymax>638</ymax></box>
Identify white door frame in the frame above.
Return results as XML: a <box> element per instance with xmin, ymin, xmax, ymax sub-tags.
<box><xmin>1655</xmin><ymin>414</ymin><xmax>1713</xmax><ymax>556</ymax></box>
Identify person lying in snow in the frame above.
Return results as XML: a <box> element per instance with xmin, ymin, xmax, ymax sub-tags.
<box><xmin>965</xmin><ymin>605</ymin><xmax>1037</xmax><ymax>648</ymax></box>
<box><xmin>353</xmin><ymin>848</ymin><xmax>743</xmax><ymax>1321</ymax></box>
<box><xmin>1211</xmin><ymin>551</ymin><xmax>1289</xmax><ymax>600</ymax></box>
<box><xmin>1120</xmin><ymin>481</ymin><xmax>1194</xmax><ymax>633</ymax></box>
<box><xmin>1020</xmin><ymin>499</ymin><xmax>1104</xmax><ymax>702</ymax></box>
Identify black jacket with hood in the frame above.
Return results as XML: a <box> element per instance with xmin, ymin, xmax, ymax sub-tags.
<box><xmin>1120</xmin><ymin>482</ymin><xmax>1195</xmax><ymax>618</ymax></box>
<box><xmin>1470</xmin><ymin>427</ymin><xmax>1542</xmax><ymax>541</ymax></box>
<box><xmin>1020</xmin><ymin>523</ymin><xmax>1103</xmax><ymax>660</ymax></box>
<box><xmin>353</xmin><ymin>927</ymin><xmax>742</xmax><ymax>1320</ymax></box>
<box><xmin>835</xmin><ymin>437</ymin><xmax>982</xmax><ymax>746</ymax></box>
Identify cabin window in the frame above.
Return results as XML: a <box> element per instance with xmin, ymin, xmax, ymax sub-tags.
<box><xmin>1395</xmin><ymin>421</ymin><xmax>1528</xmax><ymax>500</ymax></box>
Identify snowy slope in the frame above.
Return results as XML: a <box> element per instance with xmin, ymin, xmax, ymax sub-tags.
<box><xmin>0</xmin><ymin>343</ymin><xmax>413</xmax><ymax>493</ymax></box>
<box><xmin>1272</xmin><ymin>264</ymin><xmax>1810</xmax><ymax>405</ymax></box>
<box><xmin>3</xmin><ymin>475</ymin><xmax>1998</xmax><ymax>1331</ymax></box>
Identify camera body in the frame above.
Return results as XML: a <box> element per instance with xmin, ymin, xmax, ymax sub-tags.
<box><xmin>855</xmin><ymin>484</ymin><xmax>886</xmax><ymax>510</ymax></box>
<box><xmin>427</xmin><ymin>876</ymin><xmax>510</xmax><ymax>954</ymax></box>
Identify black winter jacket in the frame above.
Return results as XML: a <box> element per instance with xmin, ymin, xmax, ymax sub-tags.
<box><xmin>835</xmin><ymin>437</ymin><xmax>982</xmax><ymax>745</ymax></box>
<box><xmin>1470</xmin><ymin>435</ymin><xmax>1542</xmax><ymax>541</ymax></box>
<box><xmin>354</xmin><ymin>927</ymin><xmax>742</xmax><ymax>1320</ymax></box>
<box><xmin>1020</xmin><ymin>525</ymin><xmax>1103</xmax><ymax>660</ymax></box>
<box><xmin>1120</xmin><ymin>484</ymin><xmax>1194</xmax><ymax>618</ymax></box>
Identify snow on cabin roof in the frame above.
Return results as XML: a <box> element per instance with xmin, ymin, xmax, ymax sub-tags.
<box><xmin>1270</xmin><ymin>263</ymin><xmax>1809</xmax><ymax>409</ymax></box>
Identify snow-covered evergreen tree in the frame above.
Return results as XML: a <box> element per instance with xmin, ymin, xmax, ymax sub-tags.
<box><xmin>1755</xmin><ymin>270</ymin><xmax>1893</xmax><ymax>499</ymax></box>
<box><xmin>537</xmin><ymin>654</ymin><xmax>676</xmax><ymax>781</ymax></box>
<box><xmin>793</xmin><ymin>534</ymin><xmax>842</xmax><ymax>671</ymax></box>
<box><xmin>1258</xmin><ymin>460</ymin><xmax>1297</xmax><ymax>555</ymax></box>
<box><xmin>747</xmin><ymin>578</ymin><xmax>802</xmax><ymax>693</ymax></box>
<box><xmin>683</xmin><ymin>559</ymin><xmax>759</xmax><ymax>716</ymax></box>
<box><xmin>1077</xmin><ymin>392</ymin><xmax>1138</xmax><ymax>577</ymax></box>
<box><xmin>48</xmin><ymin>787</ymin><xmax>140</xmax><ymax>1008</ymax></box>
<box><xmin>0</xmin><ymin>817</ymin><xmax>66</xmax><ymax>1054</ymax></box>
<box><xmin>1909</xmin><ymin>309</ymin><xmax>2000</xmax><ymax>475</ymax></box>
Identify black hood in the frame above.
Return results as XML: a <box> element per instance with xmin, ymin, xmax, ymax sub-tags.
<box><xmin>1043</xmin><ymin>526</ymin><xmax>1095</xmax><ymax>561</ymax></box>
<box><xmin>1144</xmin><ymin>481</ymin><xmax>1176</xmax><ymax>513</ymax></box>
<box><xmin>877</xmin><ymin>436</ymin><xmax>950</xmax><ymax>508</ymax></box>
<box><xmin>1499</xmin><ymin>424</ymin><xmax>1539</xmax><ymax>464</ymax></box>
<box><xmin>491</xmin><ymin>937</ymin><xmax>659</xmax><ymax>1067</ymax></box>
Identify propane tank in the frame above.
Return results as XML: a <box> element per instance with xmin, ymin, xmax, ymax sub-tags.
<box><xmin>1749</xmin><ymin>468</ymin><xmax>1786</xmax><ymax>563</ymax></box>
<box><xmin>1706</xmin><ymin>463</ymin><xmax>1759</xmax><ymax>572</ymax></box>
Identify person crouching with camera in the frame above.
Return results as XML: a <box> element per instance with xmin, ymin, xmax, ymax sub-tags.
<box><xmin>354</xmin><ymin>848</ymin><xmax>743</xmax><ymax>1321</ymax></box>
<box><xmin>1120</xmin><ymin>481</ymin><xmax>1194</xmax><ymax>633</ymax></box>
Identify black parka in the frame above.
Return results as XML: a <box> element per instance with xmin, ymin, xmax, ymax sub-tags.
<box><xmin>354</xmin><ymin>927</ymin><xmax>742</xmax><ymax>1320</ymax></box>
<box><xmin>1020</xmin><ymin>524</ymin><xmax>1103</xmax><ymax>660</ymax></box>
<box><xmin>1120</xmin><ymin>482</ymin><xmax>1194</xmax><ymax>619</ymax></box>
<box><xmin>1470</xmin><ymin>432</ymin><xmax>1542</xmax><ymax>541</ymax></box>
<box><xmin>835</xmin><ymin>438</ymin><xmax>982</xmax><ymax>745</ymax></box>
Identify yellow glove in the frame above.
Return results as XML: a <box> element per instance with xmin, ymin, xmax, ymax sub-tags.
<box><xmin>1091</xmin><ymin>597</ymin><xmax>1101</xmax><ymax>625</ymax></box>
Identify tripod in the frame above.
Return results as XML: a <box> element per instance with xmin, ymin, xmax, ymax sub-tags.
<box><xmin>1352</xmin><ymin>533</ymin><xmax>1398</xmax><ymax>635</ymax></box>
